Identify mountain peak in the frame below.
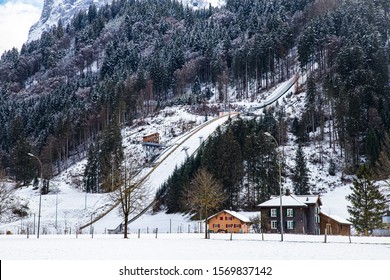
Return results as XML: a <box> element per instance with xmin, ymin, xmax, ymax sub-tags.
<box><xmin>27</xmin><ymin>0</ymin><xmax>225</xmax><ymax>42</ymax></box>
<box><xmin>28</xmin><ymin>0</ymin><xmax>111</xmax><ymax>42</ymax></box>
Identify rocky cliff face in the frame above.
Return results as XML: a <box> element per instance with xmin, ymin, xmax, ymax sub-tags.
<box><xmin>28</xmin><ymin>0</ymin><xmax>111</xmax><ymax>42</ymax></box>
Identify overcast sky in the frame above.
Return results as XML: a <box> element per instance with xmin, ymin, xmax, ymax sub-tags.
<box><xmin>0</xmin><ymin>0</ymin><xmax>43</xmax><ymax>55</ymax></box>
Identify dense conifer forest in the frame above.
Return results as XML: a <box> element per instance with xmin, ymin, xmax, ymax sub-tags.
<box><xmin>0</xmin><ymin>0</ymin><xmax>390</xmax><ymax>209</ymax></box>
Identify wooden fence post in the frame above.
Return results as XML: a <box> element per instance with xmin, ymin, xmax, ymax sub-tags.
<box><xmin>324</xmin><ymin>228</ymin><xmax>327</xmax><ymax>243</ymax></box>
<box><xmin>155</xmin><ymin>228</ymin><xmax>158</xmax><ymax>239</ymax></box>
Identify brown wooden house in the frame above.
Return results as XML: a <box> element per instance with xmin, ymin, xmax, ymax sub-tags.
<box><xmin>142</xmin><ymin>132</ymin><xmax>160</xmax><ymax>144</ymax></box>
<box><xmin>319</xmin><ymin>212</ymin><xmax>352</xmax><ymax>236</ymax></box>
<box><xmin>207</xmin><ymin>210</ymin><xmax>251</xmax><ymax>233</ymax></box>
<box><xmin>258</xmin><ymin>193</ymin><xmax>322</xmax><ymax>235</ymax></box>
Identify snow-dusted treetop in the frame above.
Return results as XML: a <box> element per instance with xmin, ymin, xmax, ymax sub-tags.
<box><xmin>28</xmin><ymin>0</ymin><xmax>226</xmax><ymax>42</ymax></box>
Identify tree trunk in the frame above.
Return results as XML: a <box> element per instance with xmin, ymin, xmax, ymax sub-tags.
<box><xmin>124</xmin><ymin>215</ymin><xmax>129</xmax><ymax>239</ymax></box>
<box><xmin>204</xmin><ymin>208</ymin><xmax>208</xmax><ymax>239</ymax></box>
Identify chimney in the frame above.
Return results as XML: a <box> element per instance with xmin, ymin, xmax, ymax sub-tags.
<box><xmin>285</xmin><ymin>189</ymin><xmax>291</xmax><ymax>196</ymax></box>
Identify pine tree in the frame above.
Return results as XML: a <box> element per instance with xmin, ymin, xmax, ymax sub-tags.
<box><xmin>346</xmin><ymin>165</ymin><xmax>388</xmax><ymax>236</ymax></box>
<box><xmin>305</xmin><ymin>75</ymin><xmax>317</xmax><ymax>136</ymax></box>
<box><xmin>99</xmin><ymin>120</ymin><xmax>124</xmax><ymax>192</ymax></box>
<box><xmin>292</xmin><ymin>143</ymin><xmax>310</xmax><ymax>195</ymax></box>
<box><xmin>215</xmin><ymin>128</ymin><xmax>244</xmax><ymax>209</ymax></box>
<box><xmin>84</xmin><ymin>143</ymin><xmax>99</xmax><ymax>193</ymax></box>
<box><xmin>374</xmin><ymin>133</ymin><xmax>390</xmax><ymax>179</ymax></box>
<box><xmin>11</xmin><ymin>139</ymin><xmax>34</xmax><ymax>186</ymax></box>
<box><xmin>328</xmin><ymin>158</ymin><xmax>336</xmax><ymax>176</ymax></box>
<box><xmin>244</xmin><ymin>129</ymin><xmax>279</xmax><ymax>206</ymax></box>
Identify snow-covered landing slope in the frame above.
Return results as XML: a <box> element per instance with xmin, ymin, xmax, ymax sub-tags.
<box><xmin>90</xmin><ymin>112</ymin><xmax>238</xmax><ymax>232</ymax></box>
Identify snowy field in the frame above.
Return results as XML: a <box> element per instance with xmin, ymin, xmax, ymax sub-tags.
<box><xmin>1</xmin><ymin>233</ymin><xmax>389</xmax><ymax>260</ymax></box>
<box><xmin>2</xmin><ymin>233</ymin><xmax>389</xmax><ymax>280</ymax></box>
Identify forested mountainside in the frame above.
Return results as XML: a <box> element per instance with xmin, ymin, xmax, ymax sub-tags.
<box><xmin>1</xmin><ymin>0</ymin><xmax>390</xmax><ymax>197</ymax></box>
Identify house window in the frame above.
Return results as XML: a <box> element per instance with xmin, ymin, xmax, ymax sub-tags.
<box><xmin>220</xmin><ymin>217</ymin><xmax>223</xmax><ymax>221</ymax></box>
<box><xmin>270</xmin><ymin>209</ymin><xmax>277</xmax><ymax>217</ymax></box>
<box><xmin>227</xmin><ymin>224</ymin><xmax>233</xmax><ymax>228</ymax></box>
<box><xmin>287</xmin><ymin>221</ymin><xmax>294</xmax><ymax>229</ymax></box>
<box><xmin>213</xmin><ymin>224</ymin><xmax>220</xmax><ymax>228</ymax></box>
<box><xmin>287</xmin><ymin>208</ymin><xmax>294</xmax><ymax>217</ymax></box>
<box><xmin>225</xmin><ymin>216</ymin><xmax>233</xmax><ymax>220</ymax></box>
<box><xmin>271</xmin><ymin>220</ymin><xmax>278</xmax><ymax>229</ymax></box>
<box><xmin>315</xmin><ymin>214</ymin><xmax>320</xmax><ymax>224</ymax></box>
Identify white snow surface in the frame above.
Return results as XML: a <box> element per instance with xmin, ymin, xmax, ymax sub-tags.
<box><xmin>0</xmin><ymin>233</ymin><xmax>389</xmax><ymax>260</ymax></box>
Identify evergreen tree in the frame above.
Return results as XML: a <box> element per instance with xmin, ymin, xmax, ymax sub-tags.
<box><xmin>328</xmin><ymin>158</ymin><xmax>336</xmax><ymax>176</ymax></box>
<box><xmin>292</xmin><ymin>143</ymin><xmax>310</xmax><ymax>195</ymax></box>
<box><xmin>11</xmin><ymin>139</ymin><xmax>34</xmax><ymax>186</ymax></box>
<box><xmin>99</xmin><ymin>119</ymin><xmax>124</xmax><ymax>192</ymax></box>
<box><xmin>346</xmin><ymin>165</ymin><xmax>388</xmax><ymax>236</ymax></box>
<box><xmin>83</xmin><ymin>119</ymin><xmax>124</xmax><ymax>193</ymax></box>
<box><xmin>84</xmin><ymin>142</ymin><xmax>99</xmax><ymax>193</ymax></box>
<box><xmin>305</xmin><ymin>75</ymin><xmax>317</xmax><ymax>136</ymax></box>
<box><xmin>374</xmin><ymin>133</ymin><xmax>390</xmax><ymax>179</ymax></box>
<box><xmin>244</xmin><ymin>129</ymin><xmax>278</xmax><ymax>206</ymax></box>
<box><xmin>214</xmin><ymin>128</ymin><xmax>244</xmax><ymax>209</ymax></box>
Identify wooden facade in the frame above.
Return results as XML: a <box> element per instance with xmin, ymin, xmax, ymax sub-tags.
<box><xmin>142</xmin><ymin>132</ymin><xmax>160</xmax><ymax>144</ymax></box>
<box><xmin>319</xmin><ymin>212</ymin><xmax>352</xmax><ymax>236</ymax></box>
<box><xmin>258</xmin><ymin>194</ymin><xmax>322</xmax><ymax>235</ymax></box>
<box><xmin>207</xmin><ymin>210</ymin><xmax>251</xmax><ymax>233</ymax></box>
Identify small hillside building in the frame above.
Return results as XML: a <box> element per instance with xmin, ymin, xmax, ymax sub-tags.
<box><xmin>207</xmin><ymin>210</ymin><xmax>251</xmax><ymax>233</ymax></box>
<box><xmin>258</xmin><ymin>193</ymin><xmax>322</xmax><ymax>235</ymax></box>
<box><xmin>142</xmin><ymin>132</ymin><xmax>160</xmax><ymax>144</ymax></box>
<box><xmin>382</xmin><ymin>211</ymin><xmax>390</xmax><ymax>228</ymax></box>
<box><xmin>372</xmin><ymin>211</ymin><xmax>390</xmax><ymax>236</ymax></box>
<box><xmin>319</xmin><ymin>211</ymin><xmax>352</xmax><ymax>236</ymax></box>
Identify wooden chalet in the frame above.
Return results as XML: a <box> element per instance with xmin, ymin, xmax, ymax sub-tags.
<box><xmin>142</xmin><ymin>132</ymin><xmax>160</xmax><ymax>144</ymax></box>
<box><xmin>258</xmin><ymin>192</ymin><xmax>322</xmax><ymax>235</ymax></box>
<box><xmin>319</xmin><ymin>211</ymin><xmax>352</xmax><ymax>236</ymax></box>
<box><xmin>207</xmin><ymin>210</ymin><xmax>251</xmax><ymax>233</ymax></box>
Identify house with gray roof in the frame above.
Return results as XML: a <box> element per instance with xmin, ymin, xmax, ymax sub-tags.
<box><xmin>258</xmin><ymin>191</ymin><xmax>322</xmax><ymax>235</ymax></box>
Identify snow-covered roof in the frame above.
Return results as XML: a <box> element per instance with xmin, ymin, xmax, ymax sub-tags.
<box><xmin>208</xmin><ymin>210</ymin><xmax>251</xmax><ymax>223</ymax></box>
<box><xmin>258</xmin><ymin>194</ymin><xmax>321</xmax><ymax>208</ymax></box>
<box><xmin>295</xmin><ymin>195</ymin><xmax>322</xmax><ymax>205</ymax></box>
<box><xmin>320</xmin><ymin>211</ymin><xmax>352</xmax><ymax>225</ymax></box>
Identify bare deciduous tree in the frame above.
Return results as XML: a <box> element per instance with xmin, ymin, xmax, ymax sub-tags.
<box><xmin>184</xmin><ymin>168</ymin><xmax>225</xmax><ymax>239</ymax></box>
<box><xmin>0</xmin><ymin>184</ymin><xmax>15</xmax><ymax>220</ymax></box>
<box><xmin>111</xmin><ymin>158</ymin><xmax>150</xmax><ymax>238</ymax></box>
